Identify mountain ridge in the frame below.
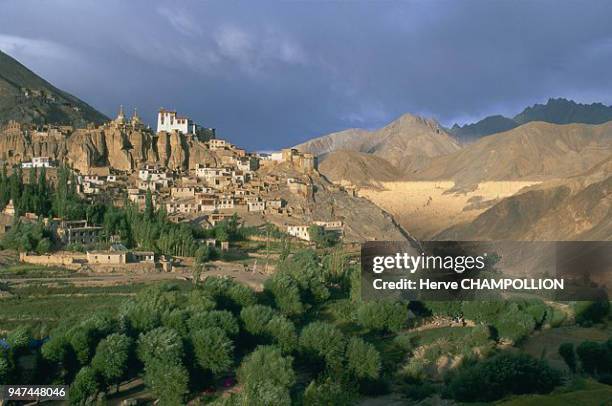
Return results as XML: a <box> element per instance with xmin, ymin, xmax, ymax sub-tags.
<box><xmin>0</xmin><ymin>49</ymin><xmax>108</xmax><ymax>127</ymax></box>
<box><xmin>450</xmin><ymin>98</ymin><xmax>612</xmax><ymax>141</ymax></box>
<box><xmin>411</xmin><ymin>120</ymin><xmax>612</xmax><ymax>185</ymax></box>
<box><xmin>295</xmin><ymin>112</ymin><xmax>460</xmax><ymax>182</ymax></box>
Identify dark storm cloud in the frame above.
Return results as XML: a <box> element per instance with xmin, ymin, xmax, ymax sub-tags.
<box><xmin>1</xmin><ymin>0</ymin><xmax>612</xmax><ymax>149</ymax></box>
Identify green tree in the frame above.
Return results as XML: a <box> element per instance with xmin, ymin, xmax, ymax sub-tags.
<box><xmin>186</xmin><ymin>291</ymin><xmax>216</xmax><ymax>313</ymax></box>
<box><xmin>69</xmin><ymin>366</ymin><xmax>100</xmax><ymax>405</ymax></box>
<box><xmin>9</xmin><ymin>166</ymin><xmax>24</xmax><ymax>216</ymax></box>
<box><xmin>264</xmin><ymin>274</ymin><xmax>304</xmax><ymax>316</ymax></box>
<box><xmin>37</xmin><ymin>166</ymin><xmax>50</xmax><ymax>215</ymax></box>
<box><xmin>188</xmin><ymin>310</ymin><xmax>239</xmax><ymax>337</ymax></box>
<box><xmin>53</xmin><ymin>166</ymin><xmax>69</xmax><ymax>218</ymax></box>
<box><xmin>120</xmin><ymin>285</ymin><xmax>181</xmax><ymax>333</ymax></box>
<box><xmin>144</xmin><ymin>189</ymin><xmax>154</xmax><ymax>220</ymax></box>
<box><xmin>0</xmin><ymin>165</ymin><xmax>10</xmax><ymax>209</ymax></box>
<box><xmin>267</xmin><ymin>316</ymin><xmax>298</xmax><ymax>354</ymax></box>
<box><xmin>242</xmin><ymin>380</ymin><xmax>291</xmax><ymax>406</ymax></box>
<box><xmin>238</xmin><ymin>346</ymin><xmax>295</xmax><ymax>389</ymax></box>
<box><xmin>67</xmin><ymin>327</ymin><xmax>96</xmax><ymax>366</ymax></box>
<box><xmin>161</xmin><ymin>309</ymin><xmax>191</xmax><ymax>337</ymax></box>
<box><xmin>137</xmin><ymin>327</ymin><xmax>183</xmax><ymax>366</ymax></box>
<box><xmin>91</xmin><ymin>333</ymin><xmax>132</xmax><ymax>391</ymax></box>
<box><xmin>241</xmin><ymin>305</ymin><xmax>277</xmax><ymax>335</ymax></box>
<box><xmin>191</xmin><ymin>327</ymin><xmax>234</xmax><ymax>375</ymax></box>
<box><xmin>356</xmin><ymin>300</ymin><xmax>408</xmax><ymax>333</ymax></box>
<box><xmin>6</xmin><ymin>326</ymin><xmax>30</xmax><ymax>353</ymax></box>
<box><xmin>41</xmin><ymin>332</ymin><xmax>76</xmax><ymax>380</ymax></box>
<box><xmin>143</xmin><ymin>359</ymin><xmax>189</xmax><ymax>406</ymax></box>
<box><xmin>240</xmin><ymin>306</ymin><xmax>297</xmax><ymax>353</ymax></box>
<box><xmin>299</xmin><ymin>322</ymin><xmax>345</xmax><ymax>370</ymax></box>
<box><xmin>308</xmin><ymin>225</ymin><xmax>339</xmax><ymax>248</ymax></box>
<box><xmin>0</xmin><ymin>355</ymin><xmax>9</xmax><ymax>384</ymax></box>
<box><xmin>345</xmin><ymin>337</ymin><xmax>381</xmax><ymax>380</ymax></box>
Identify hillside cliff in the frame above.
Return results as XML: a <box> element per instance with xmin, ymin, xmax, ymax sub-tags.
<box><xmin>0</xmin><ymin>119</ymin><xmax>217</xmax><ymax>173</ymax></box>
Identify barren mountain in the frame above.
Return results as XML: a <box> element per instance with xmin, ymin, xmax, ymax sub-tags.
<box><xmin>450</xmin><ymin>98</ymin><xmax>612</xmax><ymax>140</ymax></box>
<box><xmin>450</xmin><ymin>115</ymin><xmax>518</xmax><ymax>142</ymax></box>
<box><xmin>412</xmin><ymin>121</ymin><xmax>612</xmax><ymax>185</ymax></box>
<box><xmin>318</xmin><ymin>150</ymin><xmax>404</xmax><ymax>188</ymax></box>
<box><xmin>296</xmin><ymin>113</ymin><xmax>460</xmax><ymax>170</ymax></box>
<box><xmin>436</xmin><ymin>155</ymin><xmax>612</xmax><ymax>241</ymax></box>
<box><xmin>293</xmin><ymin>128</ymin><xmax>371</xmax><ymax>160</ymax></box>
<box><xmin>0</xmin><ymin>50</ymin><xmax>107</xmax><ymax>127</ymax></box>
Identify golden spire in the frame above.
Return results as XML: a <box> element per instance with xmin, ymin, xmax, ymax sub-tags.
<box><xmin>116</xmin><ymin>104</ymin><xmax>125</xmax><ymax>123</ymax></box>
<box><xmin>131</xmin><ymin>107</ymin><xmax>141</xmax><ymax>125</ymax></box>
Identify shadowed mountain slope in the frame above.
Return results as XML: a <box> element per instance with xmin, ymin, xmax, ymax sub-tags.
<box><xmin>0</xmin><ymin>50</ymin><xmax>107</xmax><ymax>127</ymax></box>
<box><xmin>450</xmin><ymin>98</ymin><xmax>612</xmax><ymax>140</ymax></box>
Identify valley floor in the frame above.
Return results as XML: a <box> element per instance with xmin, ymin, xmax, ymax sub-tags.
<box><xmin>358</xmin><ymin>181</ymin><xmax>539</xmax><ymax>239</ymax></box>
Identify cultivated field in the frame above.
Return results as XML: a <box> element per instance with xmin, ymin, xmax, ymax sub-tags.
<box><xmin>359</xmin><ymin>181</ymin><xmax>540</xmax><ymax>239</ymax></box>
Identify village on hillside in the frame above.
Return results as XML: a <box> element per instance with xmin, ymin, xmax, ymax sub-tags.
<box><xmin>0</xmin><ymin>107</ymin><xmax>347</xmax><ymax>273</ymax></box>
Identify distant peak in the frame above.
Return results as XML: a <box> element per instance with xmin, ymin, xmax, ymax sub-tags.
<box><xmin>390</xmin><ymin>112</ymin><xmax>441</xmax><ymax>129</ymax></box>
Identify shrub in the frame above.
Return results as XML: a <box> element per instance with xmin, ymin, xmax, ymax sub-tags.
<box><xmin>493</xmin><ymin>305</ymin><xmax>536</xmax><ymax>343</ymax></box>
<box><xmin>446</xmin><ymin>352</ymin><xmax>561</xmax><ymax>402</ymax></box>
<box><xmin>35</xmin><ymin>237</ymin><xmax>52</xmax><ymax>254</ymax></box>
<box><xmin>573</xmin><ymin>300</ymin><xmax>610</xmax><ymax>326</ymax></box>
<box><xmin>576</xmin><ymin>340</ymin><xmax>612</xmax><ymax>376</ymax></box>
<box><xmin>345</xmin><ymin>337</ymin><xmax>381</xmax><ymax>380</ymax></box>
<box><xmin>558</xmin><ymin>342</ymin><xmax>576</xmax><ymax>373</ymax></box>
<box><xmin>303</xmin><ymin>379</ymin><xmax>355</xmax><ymax>405</ymax></box>
<box><xmin>356</xmin><ymin>300</ymin><xmax>408</xmax><ymax>333</ymax></box>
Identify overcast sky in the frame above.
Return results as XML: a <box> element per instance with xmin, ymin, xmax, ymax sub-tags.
<box><xmin>1</xmin><ymin>0</ymin><xmax>612</xmax><ymax>150</ymax></box>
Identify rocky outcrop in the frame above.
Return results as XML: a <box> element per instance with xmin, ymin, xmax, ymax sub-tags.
<box><xmin>157</xmin><ymin>131</ymin><xmax>189</xmax><ymax>170</ymax></box>
<box><xmin>0</xmin><ymin>120</ymin><xmax>206</xmax><ymax>173</ymax></box>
